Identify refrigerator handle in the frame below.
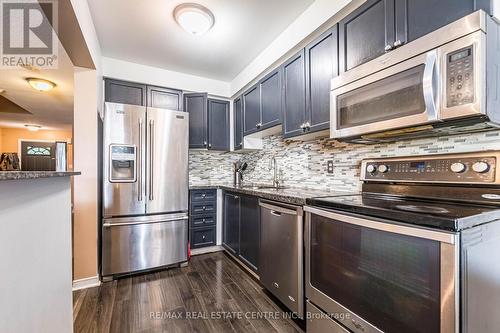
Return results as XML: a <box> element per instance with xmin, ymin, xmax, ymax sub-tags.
<box><xmin>149</xmin><ymin>119</ymin><xmax>155</xmax><ymax>201</ymax></box>
<box><xmin>138</xmin><ymin>118</ymin><xmax>143</xmax><ymax>201</ymax></box>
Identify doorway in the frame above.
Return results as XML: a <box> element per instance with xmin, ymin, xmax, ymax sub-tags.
<box><xmin>20</xmin><ymin>141</ymin><xmax>57</xmax><ymax>171</ymax></box>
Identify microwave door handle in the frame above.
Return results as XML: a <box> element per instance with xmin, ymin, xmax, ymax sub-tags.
<box><xmin>422</xmin><ymin>50</ymin><xmax>439</xmax><ymax>121</ymax></box>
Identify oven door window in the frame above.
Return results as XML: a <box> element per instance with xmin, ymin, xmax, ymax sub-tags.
<box><xmin>310</xmin><ymin>214</ymin><xmax>441</xmax><ymax>333</ymax></box>
<box><xmin>337</xmin><ymin>65</ymin><xmax>426</xmax><ymax>129</ymax></box>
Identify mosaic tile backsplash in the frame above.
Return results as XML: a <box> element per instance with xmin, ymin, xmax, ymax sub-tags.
<box><xmin>189</xmin><ymin>130</ymin><xmax>500</xmax><ymax>192</ymax></box>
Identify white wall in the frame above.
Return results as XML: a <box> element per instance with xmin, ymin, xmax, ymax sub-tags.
<box><xmin>102</xmin><ymin>57</ymin><xmax>231</xmax><ymax>97</ymax></box>
<box><xmin>230</xmin><ymin>0</ymin><xmax>353</xmax><ymax>96</ymax></box>
<box><xmin>0</xmin><ymin>178</ymin><xmax>73</xmax><ymax>333</ymax></box>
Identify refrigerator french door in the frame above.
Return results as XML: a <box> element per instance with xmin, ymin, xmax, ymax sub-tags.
<box><xmin>102</xmin><ymin>102</ymin><xmax>189</xmax><ymax>278</ymax></box>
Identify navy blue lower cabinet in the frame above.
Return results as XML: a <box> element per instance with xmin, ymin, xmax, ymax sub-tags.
<box><xmin>189</xmin><ymin>189</ymin><xmax>217</xmax><ymax>249</ymax></box>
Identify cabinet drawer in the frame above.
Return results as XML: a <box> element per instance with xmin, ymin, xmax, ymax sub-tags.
<box><xmin>191</xmin><ymin>202</ymin><xmax>216</xmax><ymax>215</ymax></box>
<box><xmin>190</xmin><ymin>189</ymin><xmax>217</xmax><ymax>202</ymax></box>
<box><xmin>191</xmin><ymin>227</ymin><xmax>216</xmax><ymax>248</ymax></box>
<box><xmin>190</xmin><ymin>214</ymin><xmax>216</xmax><ymax>227</ymax></box>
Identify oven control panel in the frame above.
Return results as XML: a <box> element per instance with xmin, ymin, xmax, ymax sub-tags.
<box><xmin>446</xmin><ymin>46</ymin><xmax>475</xmax><ymax>107</ymax></box>
<box><xmin>362</xmin><ymin>154</ymin><xmax>497</xmax><ymax>184</ymax></box>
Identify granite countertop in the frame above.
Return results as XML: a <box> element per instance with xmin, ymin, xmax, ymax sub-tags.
<box><xmin>0</xmin><ymin>171</ymin><xmax>81</xmax><ymax>181</ymax></box>
<box><xmin>190</xmin><ymin>183</ymin><xmax>356</xmax><ymax>205</ymax></box>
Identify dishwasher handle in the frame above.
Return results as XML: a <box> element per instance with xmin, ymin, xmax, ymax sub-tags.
<box><xmin>259</xmin><ymin>200</ymin><xmax>303</xmax><ymax>216</ymax></box>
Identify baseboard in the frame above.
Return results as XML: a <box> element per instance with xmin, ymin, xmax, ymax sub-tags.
<box><xmin>191</xmin><ymin>245</ymin><xmax>224</xmax><ymax>256</ymax></box>
<box><xmin>72</xmin><ymin>276</ymin><xmax>101</xmax><ymax>291</ymax></box>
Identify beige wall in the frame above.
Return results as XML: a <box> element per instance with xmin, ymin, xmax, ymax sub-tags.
<box><xmin>0</xmin><ymin>127</ymin><xmax>73</xmax><ymax>168</ymax></box>
<box><xmin>72</xmin><ymin>68</ymin><xmax>99</xmax><ymax>280</ymax></box>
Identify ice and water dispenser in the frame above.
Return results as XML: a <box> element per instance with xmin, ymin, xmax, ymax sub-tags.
<box><xmin>109</xmin><ymin>144</ymin><xmax>137</xmax><ymax>183</ymax></box>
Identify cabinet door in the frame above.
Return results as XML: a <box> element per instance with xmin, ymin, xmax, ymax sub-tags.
<box><xmin>147</xmin><ymin>86</ymin><xmax>183</xmax><ymax>110</ymax></box>
<box><xmin>339</xmin><ymin>0</ymin><xmax>395</xmax><ymax>73</ymax></box>
<box><xmin>395</xmin><ymin>0</ymin><xmax>491</xmax><ymax>45</ymax></box>
<box><xmin>207</xmin><ymin>99</ymin><xmax>230</xmax><ymax>151</ymax></box>
<box><xmin>243</xmin><ymin>84</ymin><xmax>261</xmax><ymax>135</ymax></box>
<box><xmin>305</xmin><ymin>26</ymin><xmax>338</xmax><ymax>134</ymax></box>
<box><xmin>259</xmin><ymin>68</ymin><xmax>282</xmax><ymax>129</ymax></box>
<box><xmin>105</xmin><ymin>79</ymin><xmax>146</xmax><ymax>106</ymax></box>
<box><xmin>184</xmin><ymin>93</ymin><xmax>208</xmax><ymax>149</ymax></box>
<box><xmin>239</xmin><ymin>195</ymin><xmax>260</xmax><ymax>271</ymax></box>
<box><xmin>282</xmin><ymin>50</ymin><xmax>307</xmax><ymax>138</ymax></box>
<box><xmin>234</xmin><ymin>96</ymin><xmax>243</xmax><ymax>150</ymax></box>
<box><xmin>223</xmin><ymin>193</ymin><xmax>240</xmax><ymax>255</ymax></box>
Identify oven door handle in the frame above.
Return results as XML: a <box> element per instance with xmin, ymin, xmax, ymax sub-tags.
<box><xmin>304</xmin><ymin>206</ymin><xmax>456</xmax><ymax>244</ymax></box>
<box><xmin>422</xmin><ymin>50</ymin><xmax>440</xmax><ymax>122</ymax></box>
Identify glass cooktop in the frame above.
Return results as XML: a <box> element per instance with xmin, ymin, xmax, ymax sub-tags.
<box><xmin>307</xmin><ymin>194</ymin><xmax>500</xmax><ymax>231</ymax></box>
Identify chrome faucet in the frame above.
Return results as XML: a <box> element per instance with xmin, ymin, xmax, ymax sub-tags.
<box><xmin>270</xmin><ymin>156</ymin><xmax>280</xmax><ymax>188</ymax></box>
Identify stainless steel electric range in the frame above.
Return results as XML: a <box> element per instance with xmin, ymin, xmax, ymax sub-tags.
<box><xmin>305</xmin><ymin>151</ymin><xmax>500</xmax><ymax>333</ymax></box>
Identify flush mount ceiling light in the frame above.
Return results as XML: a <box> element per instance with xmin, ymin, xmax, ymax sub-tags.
<box><xmin>173</xmin><ymin>3</ymin><xmax>215</xmax><ymax>36</ymax></box>
<box><xmin>25</xmin><ymin>124</ymin><xmax>42</xmax><ymax>132</ymax></box>
<box><xmin>0</xmin><ymin>89</ymin><xmax>5</xmax><ymax>94</ymax></box>
<box><xmin>26</xmin><ymin>78</ymin><xmax>56</xmax><ymax>92</ymax></box>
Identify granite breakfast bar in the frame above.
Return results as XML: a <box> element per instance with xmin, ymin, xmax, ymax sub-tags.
<box><xmin>0</xmin><ymin>171</ymin><xmax>80</xmax><ymax>333</ymax></box>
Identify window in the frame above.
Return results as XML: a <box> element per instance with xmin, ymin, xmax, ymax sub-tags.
<box><xmin>26</xmin><ymin>146</ymin><xmax>51</xmax><ymax>156</ymax></box>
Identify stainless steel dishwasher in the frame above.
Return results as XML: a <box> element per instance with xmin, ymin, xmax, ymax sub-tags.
<box><xmin>259</xmin><ymin>199</ymin><xmax>304</xmax><ymax>318</ymax></box>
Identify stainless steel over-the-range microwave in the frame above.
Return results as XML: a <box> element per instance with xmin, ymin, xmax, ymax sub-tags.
<box><xmin>330</xmin><ymin>10</ymin><xmax>500</xmax><ymax>143</ymax></box>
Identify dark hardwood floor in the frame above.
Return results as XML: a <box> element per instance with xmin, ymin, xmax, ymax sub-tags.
<box><xmin>73</xmin><ymin>251</ymin><xmax>303</xmax><ymax>333</ymax></box>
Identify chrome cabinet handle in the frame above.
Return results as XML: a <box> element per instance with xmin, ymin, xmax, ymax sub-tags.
<box><xmin>149</xmin><ymin>119</ymin><xmax>155</xmax><ymax>201</ymax></box>
<box><xmin>422</xmin><ymin>50</ymin><xmax>439</xmax><ymax>122</ymax></box>
<box><xmin>203</xmin><ymin>141</ymin><xmax>207</xmax><ymax>146</ymax></box>
<box><xmin>304</xmin><ymin>122</ymin><xmax>311</xmax><ymax>131</ymax></box>
<box><xmin>385</xmin><ymin>44</ymin><xmax>393</xmax><ymax>52</ymax></box>
<box><xmin>138</xmin><ymin>118</ymin><xmax>143</xmax><ymax>201</ymax></box>
<box><xmin>256</xmin><ymin>122</ymin><xmax>262</xmax><ymax>128</ymax></box>
<box><xmin>393</xmin><ymin>39</ymin><xmax>403</xmax><ymax>48</ymax></box>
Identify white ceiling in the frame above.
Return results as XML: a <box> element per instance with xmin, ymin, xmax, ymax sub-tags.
<box><xmin>0</xmin><ymin>42</ymin><xmax>74</xmax><ymax>131</ymax></box>
<box><xmin>88</xmin><ymin>0</ymin><xmax>315</xmax><ymax>81</ymax></box>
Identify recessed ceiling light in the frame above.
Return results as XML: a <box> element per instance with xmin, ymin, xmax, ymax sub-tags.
<box><xmin>25</xmin><ymin>124</ymin><xmax>42</xmax><ymax>132</ymax></box>
<box><xmin>173</xmin><ymin>3</ymin><xmax>215</xmax><ymax>36</ymax></box>
<box><xmin>26</xmin><ymin>78</ymin><xmax>56</xmax><ymax>92</ymax></box>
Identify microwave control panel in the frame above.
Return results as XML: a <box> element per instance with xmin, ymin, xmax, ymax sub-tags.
<box><xmin>446</xmin><ymin>46</ymin><xmax>474</xmax><ymax>107</ymax></box>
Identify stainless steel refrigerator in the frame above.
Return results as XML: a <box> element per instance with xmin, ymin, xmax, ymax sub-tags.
<box><xmin>101</xmin><ymin>102</ymin><xmax>189</xmax><ymax>279</ymax></box>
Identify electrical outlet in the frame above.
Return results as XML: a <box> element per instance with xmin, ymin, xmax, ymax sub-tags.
<box><xmin>327</xmin><ymin>160</ymin><xmax>334</xmax><ymax>174</ymax></box>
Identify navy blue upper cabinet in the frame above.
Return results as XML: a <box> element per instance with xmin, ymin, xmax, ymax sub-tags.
<box><xmin>105</xmin><ymin>79</ymin><xmax>147</xmax><ymax>106</ymax></box>
<box><xmin>185</xmin><ymin>95</ymin><xmax>229</xmax><ymax>151</ymax></box>
<box><xmin>243</xmin><ymin>84</ymin><xmax>261</xmax><ymax>136</ymax></box>
<box><xmin>147</xmin><ymin>85</ymin><xmax>183</xmax><ymax>110</ymax></box>
<box><xmin>184</xmin><ymin>93</ymin><xmax>208</xmax><ymax>149</ymax></box>
<box><xmin>259</xmin><ymin>68</ymin><xmax>282</xmax><ymax>129</ymax></box>
<box><xmin>339</xmin><ymin>0</ymin><xmax>395</xmax><ymax>73</ymax></box>
<box><xmin>282</xmin><ymin>50</ymin><xmax>307</xmax><ymax>138</ymax></box>
<box><xmin>207</xmin><ymin>99</ymin><xmax>230</xmax><ymax>151</ymax></box>
<box><xmin>340</xmin><ymin>0</ymin><xmax>492</xmax><ymax>72</ymax></box>
<box><xmin>395</xmin><ymin>0</ymin><xmax>492</xmax><ymax>44</ymax></box>
<box><xmin>234</xmin><ymin>96</ymin><xmax>243</xmax><ymax>151</ymax></box>
<box><xmin>305</xmin><ymin>26</ymin><xmax>338</xmax><ymax>134</ymax></box>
